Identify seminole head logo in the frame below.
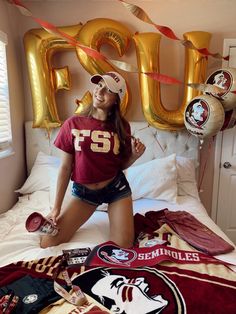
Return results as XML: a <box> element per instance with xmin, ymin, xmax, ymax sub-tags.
<box><xmin>73</xmin><ymin>267</ymin><xmax>186</xmax><ymax>314</ymax></box>
<box><xmin>185</xmin><ymin>99</ymin><xmax>209</xmax><ymax>129</ymax></box>
<box><xmin>97</xmin><ymin>244</ymin><xmax>137</xmax><ymax>266</ymax></box>
<box><xmin>206</xmin><ymin>70</ymin><xmax>232</xmax><ymax>97</ymax></box>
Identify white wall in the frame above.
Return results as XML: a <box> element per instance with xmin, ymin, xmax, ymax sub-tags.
<box><xmin>2</xmin><ymin>0</ymin><xmax>236</xmax><ymax>213</ymax></box>
<box><xmin>0</xmin><ymin>1</ymin><xmax>26</xmax><ymax>212</ymax></box>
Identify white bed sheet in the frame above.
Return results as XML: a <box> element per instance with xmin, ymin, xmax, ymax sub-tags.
<box><xmin>0</xmin><ymin>191</ymin><xmax>236</xmax><ymax>271</ymax></box>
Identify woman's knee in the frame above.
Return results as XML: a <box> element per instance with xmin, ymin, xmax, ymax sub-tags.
<box><xmin>40</xmin><ymin>235</ymin><xmax>62</xmax><ymax>248</ymax></box>
<box><xmin>110</xmin><ymin>233</ymin><xmax>134</xmax><ymax>248</ymax></box>
<box><xmin>40</xmin><ymin>240</ymin><xmax>50</xmax><ymax>249</ymax></box>
<box><xmin>119</xmin><ymin>239</ymin><xmax>134</xmax><ymax>248</ymax></box>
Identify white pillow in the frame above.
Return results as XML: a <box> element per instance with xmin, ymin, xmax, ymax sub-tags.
<box><xmin>49</xmin><ymin>155</ymin><xmax>178</xmax><ymax>208</ymax></box>
<box><xmin>125</xmin><ymin>154</ymin><xmax>178</xmax><ymax>203</ymax></box>
<box><xmin>176</xmin><ymin>156</ymin><xmax>200</xmax><ymax>200</ymax></box>
<box><xmin>16</xmin><ymin>151</ymin><xmax>60</xmax><ymax>195</ymax></box>
<box><xmin>49</xmin><ymin>167</ymin><xmax>72</xmax><ymax>208</ymax></box>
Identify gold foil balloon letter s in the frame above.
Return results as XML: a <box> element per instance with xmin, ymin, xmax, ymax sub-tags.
<box><xmin>76</xmin><ymin>18</ymin><xmax>132</xmax><ymax>115</ymax></box>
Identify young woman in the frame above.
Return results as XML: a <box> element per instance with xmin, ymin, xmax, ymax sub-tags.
<box><xmin>40</xmin><ymin>71</ymin><xmax>146</xmax><ymax>249</ymax></box>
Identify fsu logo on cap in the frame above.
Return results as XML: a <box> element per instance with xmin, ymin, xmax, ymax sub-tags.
<box><xmin>107</xmin><ymin>72</ymin><xmax>120</xmax><ymax>83</ymax></box>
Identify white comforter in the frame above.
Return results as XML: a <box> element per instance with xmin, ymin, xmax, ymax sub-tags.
<box><xmin>0</xmin><ymin>191</ymin><xmax>236</xmax><ymax>271</ymax></box>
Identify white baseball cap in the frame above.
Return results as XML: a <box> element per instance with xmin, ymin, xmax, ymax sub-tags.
<box><xmin>90</xmin><ymin>71</ymin><xmax>127</xmax><ymax>103</ymax></box>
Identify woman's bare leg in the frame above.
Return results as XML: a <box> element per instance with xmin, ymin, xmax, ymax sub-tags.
<box><xmin>107</xmin><ymin>196</ymin><xmax>134</xmax><ymax>248</ymax></box>
<box><xmin>40</xmin><ymin>197</ymin><xmax>97</xmax><ymax>248</ymax></box>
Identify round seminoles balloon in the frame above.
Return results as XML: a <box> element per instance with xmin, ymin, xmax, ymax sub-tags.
<box><xmin>205</xmin><ymin>67</ymin><xmax>236</xmax><ymax>111</ymax></box>
<box><xmin>221</xmin><ymin>108</ymin><xmax>236</xmax><ymax>131</ymax></box>
<box><xmin>184</xmin><ymin>95</ymin><xmax>225</xmax><ymax>139</ymax></box>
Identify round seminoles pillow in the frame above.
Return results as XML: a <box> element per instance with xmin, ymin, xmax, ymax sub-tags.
<box><xmin>184</xmin><ymin>94</ymin><xmax>225</xmax><ymax>139</ymax></box>
<box><xmin>204</xmin><ymin>67</ymin><xmax>236</xmax><ymax>111</ymax></box>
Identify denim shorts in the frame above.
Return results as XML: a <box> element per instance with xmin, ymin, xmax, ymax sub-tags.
<box><xmin>71</xmin><ymin>171</ymin><xmax>132</xmax><ymax>206</ymax></box>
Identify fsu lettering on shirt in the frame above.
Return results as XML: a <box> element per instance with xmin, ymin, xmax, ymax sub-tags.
<box><xmin>54</xmin><ymin>116</ymin><xmax>131</xmax><ymax>184</ymax></box>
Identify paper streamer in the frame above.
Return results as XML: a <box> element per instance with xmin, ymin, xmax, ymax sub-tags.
<box><xmin>7</xmin><ymin>0</ymin><xmax>232</xmax><ymax>92</ymax></box>
<box><xmin>6</xmin><ymin>0</ymin><xmax>185</xmax><ymax>86</ymax></box>
<box><xmin>118</xmin><ymin>0</ymin><xmax>229</xmax><ymax>61</ymax></box>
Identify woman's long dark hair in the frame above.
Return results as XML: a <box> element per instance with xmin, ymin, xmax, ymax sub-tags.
<box><xmin>79</xmin><ymin>95</ymin><xmax>129</xmax><ymax>154</ymax></box>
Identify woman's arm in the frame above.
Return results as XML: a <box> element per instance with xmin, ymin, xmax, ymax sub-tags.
<box><xmin>49</xmin><ymin>151</ymin><xmax>73</xmax><ymax>224</ymax></box>
<box><xmin>121</xmin><ymin>137</ymin><xmax>146</xmax><ymax>170</ymax></box>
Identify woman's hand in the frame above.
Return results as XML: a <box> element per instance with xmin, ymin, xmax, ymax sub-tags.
<box><xmin>47</xmin><ymin>207</ymin><xmax>61</xmax><ymax>225</ymax></box>
<box><xmin>121</xmin><ymin>137</ymin><xmax>146</xmax><ymax>170</ymax></box>
<box><xmin>47</xmin><ymin>151</ymin><xmax>73</xmax><ymax>225</ymax></box>
<box><xmin>132</xmin><ymin>137</ymin><xmax>146</xmax><ymax>159</ymax></box>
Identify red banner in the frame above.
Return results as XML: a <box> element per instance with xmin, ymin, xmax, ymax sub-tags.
<box><xmin>85</xmin><ymin>241</ymin><xmax>231</xmax><ymax>268</ymax></box>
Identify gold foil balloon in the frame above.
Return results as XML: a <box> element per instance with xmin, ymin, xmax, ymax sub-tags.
<box><xmin>133</xmin><ymin>31</ymin><xmax>211</xmax><ymax>130</ymax></box>
<box><xmin>52</xmin><ymin>66</ymin><xmax>71</xmax><ymax>91</ymax></box>
<box><xmin>205</xmin><ymin>67</ymin><xmax>236</xmax><ymax>111</ymax></box>
<box><xmin>24</xmin><ymin>18</ymin><xmax>214</xmax><ymax>132</ymax></box>
<box><xmin>23</xmin><ymin>24</ymin><xmax>82</xmax><ymax>129</ymax></box>
<box><xmin>76</xmin><ymin>18</ymin><xmax>132</xmax><ymax>115</ymax></box>
<box><xmin>75</xmin><ymin>91</ymin><xmax>93</xmax><ymax>115</ymax></box>
<box><xmin>184</xmin><ymin>94</ymin><xmax>225</xmax><ymax>139</ymax></box>
<box><xmin>221</xmin><ymin>108</ymin><xmax>236</xmax><ymax>131</ymax></box>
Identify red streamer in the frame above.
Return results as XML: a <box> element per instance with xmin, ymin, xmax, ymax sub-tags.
<box><xmin>145</xmin><ymin>72</ymin><xmax>182</xmax><ymax>85</ymax></box>
<box><xmin>153</xmin><ymin>24</ymin><xmax>180</xmax><ymax>41</ymax></box>
<box><xmin>7</xmin><ymin>0</ymin><xmax>232</xmax><ymax>91</ymax></box>
<box><xmin>6</xmin><ymin>0</ymin><xmax>189</xmax><ymax>86</ymax></box>
<box><xmin>118</xmin><ymin>0</ymin><xmax>229</xmax><ymax>61</ymax></box>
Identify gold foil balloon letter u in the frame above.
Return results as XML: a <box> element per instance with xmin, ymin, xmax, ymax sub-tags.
<box><xmin>133</xmin><ymin>31</ymin><xmax>211</xmax><ymax>130</ymax></box>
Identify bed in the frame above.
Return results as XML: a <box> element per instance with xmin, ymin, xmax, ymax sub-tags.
<box><xmin>0</xmin><ymin>121</ymin><xmax>236</xmax><ymax>313</ymax></box>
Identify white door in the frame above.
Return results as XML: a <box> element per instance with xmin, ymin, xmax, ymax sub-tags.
<box><xmin>212</xmin><ymin>39</ymin><xmax>236</xmax><ymax>244</ymax></box>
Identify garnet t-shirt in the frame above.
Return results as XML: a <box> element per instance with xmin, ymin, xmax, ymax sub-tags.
<box><xmin>54</xmin><ymin>115</ymin><xmax>131</xmax><ymax>184</ymax></box>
